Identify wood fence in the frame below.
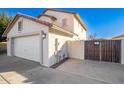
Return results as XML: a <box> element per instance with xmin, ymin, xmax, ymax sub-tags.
<box><xmin>85</xmin><ymin>40</ymin><xmax>121</xmax><ymax>63</ymax></box>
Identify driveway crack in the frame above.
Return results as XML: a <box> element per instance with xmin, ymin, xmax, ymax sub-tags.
<box><xmin>0</xmin><ymin>74</ymin><xmax>11</xmax><ymax>84</ymax></box>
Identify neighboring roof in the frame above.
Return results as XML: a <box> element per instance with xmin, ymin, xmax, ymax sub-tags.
<box><xmin>2</xmin><ymin>13</ymin><xmax>52</xmax><ymax>37</ymax></box>
<box><xmin>39</xmin><ymin>14</ymin><xmax>57</xmax><ymax>20</ymax></box>
<box><xmin>111</xmin><ymin>34</ymin><xmax>124</xmax><ymax>40</ymax></box>
<box><xmin>37</xmin><ymin>9</ymin><xmax>87</xmax><ymax>31</ymax></box>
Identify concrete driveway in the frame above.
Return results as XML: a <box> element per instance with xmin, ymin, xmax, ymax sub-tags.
<box><xmin>56</xmin><ymin>59</ymin><xmax>124</xmax><ymax>84</ymax></box>
<box><xmin>0</xmin><ymin>55</ymin><xmax>106</xmax><ymax>84</ymax></box>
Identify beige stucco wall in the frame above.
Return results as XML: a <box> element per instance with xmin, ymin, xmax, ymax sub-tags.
<box><xmin>67</xmin><ymin>40</ymin><xmax>85</xmax><ymax>60</ymax></box>
<box><xmin>7</xmin><ymin>38</ymin><xmax>12</xmax><ymax>56</ymax></box>
<box><xmin>7</xmin><ymin>17</ymin><xmax>49</xmax><ymax>37</ymax></box>
<box><xmin>43</xmin><ymin>10</ymin><xmax>74</xmax><ymax>32</ymax></box>
<box><xmin>7</xmin><ymin>17</ymin><xmax>49</xmax><ymax>67</ymax></box>
<box><xmin>43</xmin><ymin>10</ymin><xmax>87</xmax><ymax>40</ymax></box>
<box><xmin>39</xmin><ymin>16</ymin><xmax>53</xmax><ymax>23</ymax></box>
<box><xmin>7</xmin><ymin>11</ymin><xmax>87</xmax><ymax>67</ymax></box>
<box><xmin>48</xmin><ymin>31</ymin><xmax>75</xmax><ymax>67</ymax></box>
<box><xmin>73</xmin><ymin>18</ymin><xmax>86</xmax><ymax>40</ymax></box>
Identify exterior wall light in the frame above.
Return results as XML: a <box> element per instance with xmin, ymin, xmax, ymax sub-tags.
<box><xmin>41</xmin><ymin>31</ymin><xmax>46</xmax><ymax>39</ymax></box>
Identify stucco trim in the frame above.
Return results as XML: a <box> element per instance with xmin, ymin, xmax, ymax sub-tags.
<box><xmin>50</xmin><ymin>24</ymin><xmax>78</xmax><ymax>36</ymax></box>
<box><xmin>7</xmin><ymin>32</ymin><xmax>40</xmax><ymax>38</ymax></box>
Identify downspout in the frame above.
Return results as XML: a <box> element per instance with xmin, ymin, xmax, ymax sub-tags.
<box><xmin>99</xmin><ymin>41</ymin><xmax>102</xmax><ymax>62</ymax></box>
<box><xmin>40</xmin><ymin>31</ymin><xmax>43</xmax><ymax>65</ymax></box>
<box><xmin>40</xmin><ymin>31</ymin><xmax>46</xmax><ymax>65</ymax></box>
<box><xmin>39</xmin><ymin>32</ymin><xmax>43</xmax><ymax>65</ymax></box>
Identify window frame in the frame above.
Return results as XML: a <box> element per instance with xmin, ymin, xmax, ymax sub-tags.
<box><xmin>18</xmin><ymin>19</ymin><xmax>23</xmax><ymax>32</ymax></box>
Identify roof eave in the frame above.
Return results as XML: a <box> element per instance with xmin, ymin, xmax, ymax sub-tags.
<box><xmin>74</xmin><ymin>13</ymin><xmax>87</xmax><ymax>31</ymax></box>
<box><xmin>2</xmin><ymin>13</ymin><xmax>52</xmax><ymax>37</ymax></box>
<box><xmin>111</xmin><ymin>34</ymin><xmax>124</xmax><ymax>39</ymax></box>
<box><xmin>50</xmin><ymin>24</ymin><xmax>78</xmax><ymax>36</ymax></box>
<box><xmin>38</xmin><ymin>9</ymin><xmax>87</xmax><ymax>31</ymax></box>
<box><xmin>2</xmin><ymin>15</ymin><xmax>18</xmax><ymax>37</ymax></box>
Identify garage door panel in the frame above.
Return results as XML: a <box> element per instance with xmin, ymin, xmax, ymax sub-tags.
<box><xmin>14</xmin><ymin>35</ymin><xmax>41</xmax><ymax>62</ymax></box>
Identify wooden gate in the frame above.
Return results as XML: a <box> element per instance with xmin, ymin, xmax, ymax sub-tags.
<box><xmin>84</xmin><ymin>40</ymin><xmax>121</xmax><ymax>63</ymax></box>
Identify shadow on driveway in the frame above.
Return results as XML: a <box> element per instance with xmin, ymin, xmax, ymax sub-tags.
<box><xmin>0</xmin><ymin>54</ymin><xmax>41</xmax><ymax>83</ymax></box>
<box><xmin>0</xmin><ymin>55</ymin><xmax>107</xmax><ymax>84</ymax></box>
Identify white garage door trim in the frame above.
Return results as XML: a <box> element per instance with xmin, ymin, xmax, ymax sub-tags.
<box><xmin>13</xmin><ymin>33</ymin><xmax>43</xmax><ymax>64</ymax></box>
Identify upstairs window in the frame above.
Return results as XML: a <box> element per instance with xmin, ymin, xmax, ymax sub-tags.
<box><xmin>62</xmin><ymin>18</ymin><xmax>67</xmax><ymax>27</ymax></box>
<box><xmin>18</xmin><ymin>20</ymin><xmax>23</xmax><ymax>31</ymax></box>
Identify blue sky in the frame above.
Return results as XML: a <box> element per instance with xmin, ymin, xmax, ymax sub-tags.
<box><xmin>0</xmin><ymin>8</ymin><xmax>124</xmax><ymax>38</ymax></box>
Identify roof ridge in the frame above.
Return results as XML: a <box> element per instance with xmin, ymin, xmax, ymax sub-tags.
<box><xmin>45</xmin><ymin>8</ymin><xmax>77</xmax><ymax>14</ymax></box>
<box><xmin>17</xmin><ymin>13</ymin><xmax>42</xmax><ymax>21</ymax></box>
<box><xmin>37</xmin><ymin>8</ymin><xmax>76</xmax><ymax>18</ymax></box>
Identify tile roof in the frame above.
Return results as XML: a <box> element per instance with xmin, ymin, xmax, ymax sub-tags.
<box><xmin>112</xmin><ymin>34</ymin><xmax>124</xmax><ymax>39</ymax></box>
<box><xmin>37</xmin><ymin>9</ymin><xmax>87</xmax><ymax>31</ymax></box>
<box><xmin>38</xmin><ymin>14</ymin><xmax>57</xmax><ymax>20</ymax></box>
<box><xmin>2</xmin><ymin>13</ymin><xmax>52</xmax><ymax>37</ymax></box>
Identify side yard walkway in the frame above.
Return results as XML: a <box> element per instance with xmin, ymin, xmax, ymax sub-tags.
<box><xmin>57</xmin><ymin>59</ymin><xmax>124</xmax><ymax>84</ymax></box>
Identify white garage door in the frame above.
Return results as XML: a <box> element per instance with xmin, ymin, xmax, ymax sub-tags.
<box><xmin>14</xmin><ymin>35</ymin><xmax>41</xmax><ymax>62</ymax></box>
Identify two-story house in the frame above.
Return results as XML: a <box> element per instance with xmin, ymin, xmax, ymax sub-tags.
<box><xmin>2</xmin><ymin>9</ymin><xmax>87</xmax><ymax>67</ymax></box>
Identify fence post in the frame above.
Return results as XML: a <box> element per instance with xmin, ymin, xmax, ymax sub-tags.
<box><xmin>99</xmin><ymin>41</ymin><xmax>102</xmax><ymax>61</ymax></box>
<box><xmin>121</xmin><ymin>39</ymin><xmax>124</xmax><ymax>64</ymax></box>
